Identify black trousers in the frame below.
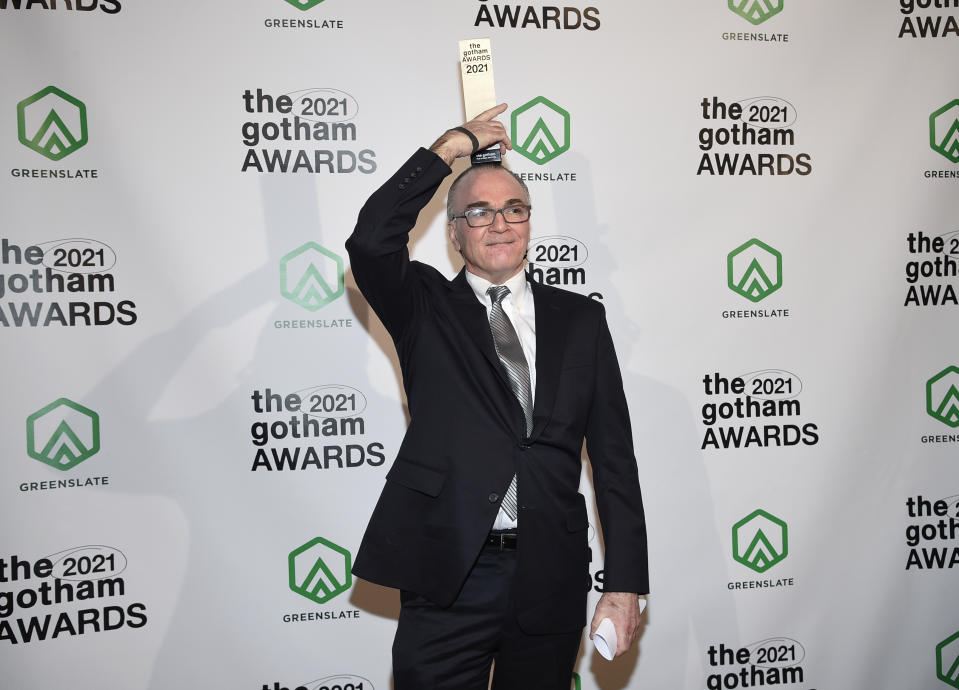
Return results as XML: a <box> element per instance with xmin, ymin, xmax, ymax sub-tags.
<box><xmin>392</xmin><ymin>544</ymin><xmax>582</xmax><ymax>690</ymax></box>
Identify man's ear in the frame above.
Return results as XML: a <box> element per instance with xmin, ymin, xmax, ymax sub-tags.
<box><xmin>448</xmin><ymin>221</ymin><xmax>462</xmax><ymax>252</ymax></box>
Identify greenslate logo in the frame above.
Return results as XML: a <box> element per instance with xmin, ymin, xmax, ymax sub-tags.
<box><xmin>927</xmin><ymin>366</ymin><xmax>959</xmax><ymax>428</ymax></box>
<box><xmin>930</xmin><ymin>100</ymin><xmax>959</xmax><ymax>164</ymax></box>
<box><xmin>732</xmin><ymin>509</ymin><xmax>787</xmax><ymax>573</ymax></box>
<box><xmin>729</xmin><ymin>0</ymin><xmax>784</xmax><ymax>25</ymax></box>
<box><xmin>938</xmin><ymin>630</ymin><xmax>959</xmax><ymax>688</ymax></box>
<box><xmin>17</xmin><ymin>86</ymin><xmax>88</xmax><ymax>161</ymax></box>
<box><xmin>283</xmin><ymin>0</ymin><xmax>327</xmax><ymax>9</ymax></box>
<box><xmin>26</xmin><ymin>398</ymin><xmax>100</xmax><ymax>471</ymax></box>
<box><xmin>280</xmin><ymin>242</ymin><xmax>344</xmax><ymax>311</ymax></box>
<box><xmin>288</xmin><ymin>537</ymin><xmax>352</xmax><ymax>604</ymax></box>
<box><xmin>511</xmin><ymin>97</ymin><xmax>570</xmax><ymax>165</ymax></box>
<box><xmin>727</xmin><ymin>238</ymin><xmax>782</xmax><ymax>302</ymax></box>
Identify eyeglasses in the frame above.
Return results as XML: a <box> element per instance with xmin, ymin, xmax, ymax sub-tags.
<box><xmin>450</xmin><ymin>205</ymin><xmax>532</xmax><ymax>228</ymax></box>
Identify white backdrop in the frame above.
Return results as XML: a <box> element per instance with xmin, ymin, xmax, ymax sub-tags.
<box><xmin>2</xmin><ymin>1</ymin><xmax>958</xmax><ymax>689</ymax></box>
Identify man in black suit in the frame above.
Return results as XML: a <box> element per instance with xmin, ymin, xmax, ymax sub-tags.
<box><xmin>346</xmin><ymin>104</ymin><xmax>648</xmax><ymax>689</ymax></box>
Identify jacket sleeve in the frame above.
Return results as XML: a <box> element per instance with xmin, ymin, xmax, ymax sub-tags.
<box><xmin>345</xmin><ymin>147</ymin><xmax>452</xmax><ymax>341</ymax></box>
<box><xmin>585</xmin><ymin>307</ymin><xmax>650</xmax><ymax>595</ymax></box>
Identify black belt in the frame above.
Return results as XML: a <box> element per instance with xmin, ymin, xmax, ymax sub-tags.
<box><xmin>486</xmin><ymin>530</ymin><xmax>518</xmax><ymax>550</ymax></box>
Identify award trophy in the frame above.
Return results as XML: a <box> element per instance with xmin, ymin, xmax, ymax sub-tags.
<box><xmin>458</xmin><ymin>37</ymin><xmax>501</xmax><ymax>165</ymax></box>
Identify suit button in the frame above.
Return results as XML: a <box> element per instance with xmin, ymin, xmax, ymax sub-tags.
<box><xmin>415</xmin><ymin>166</ymin><xmax>423</xmax><ymax>172</ymax></box>
<box><xmin>518</xmin><ymin>443</ymin><xmax>530</xmax><ymax>450</ymax></box>
<box><xmin>398</xmin><ymin>183</ymin><xmax>406</xmax><ymax>190</ymax></box>
<box><xmin>488</xmin><ymin>492</ymin><xmax>499</xmax><ymax>503</ymax></box>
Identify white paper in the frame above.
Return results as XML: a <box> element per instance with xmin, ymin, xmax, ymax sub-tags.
<box><xmin>593</xmin><ymin>617</ymin><xmax>617</xmax><ymax>660</ymax></box>
<box><xmin>592</xmin><ymin>599</ymin><xmax>646</xmax><ymax>661</ymax></box>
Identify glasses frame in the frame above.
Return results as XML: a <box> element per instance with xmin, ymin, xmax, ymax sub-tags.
<box><xmin>450</xmin><ymin>204</ymin><xmax>532</xmax><ymax>228</ymax></box>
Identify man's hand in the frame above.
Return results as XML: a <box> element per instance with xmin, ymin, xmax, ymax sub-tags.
<box><xmin>428</xmin><ymin>103</ymin><xmax>513</xmax><ymax>166</ymax></box>
<box><xmin>589</xmin><ymin>592</ymin><xmax>644</xmax><ymax>658</ymax></box>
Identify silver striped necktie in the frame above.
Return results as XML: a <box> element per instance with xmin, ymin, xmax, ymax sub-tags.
<box><xmin>487</xmin><ymin>285</ymin><xmax>532</xmax><ymax>520</ymax></box>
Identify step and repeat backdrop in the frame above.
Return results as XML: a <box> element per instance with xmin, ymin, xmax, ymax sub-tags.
<box><xmin>1</xmin><ymin>1</ymin><xmax>957</xmax><ymax>689</ymax></box>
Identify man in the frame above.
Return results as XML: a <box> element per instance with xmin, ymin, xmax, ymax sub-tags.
<box><xmin>346</xmin><ymin>104</ymin><xmax>648</xmax><ymax>689</ymax></box>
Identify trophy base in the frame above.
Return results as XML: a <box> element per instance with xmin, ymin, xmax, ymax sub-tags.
<box><xmin>471</xmin><ymin>147</ymin><xmax>502</xmax><ymax>165</ymax></box>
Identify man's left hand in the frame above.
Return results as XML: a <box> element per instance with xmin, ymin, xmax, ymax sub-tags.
<box><xmin>589</xmin><ymin>592</ymin><xmax>643</xmax><ymax>658</ymax></box>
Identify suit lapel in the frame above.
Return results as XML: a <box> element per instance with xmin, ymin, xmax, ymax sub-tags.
<box><xmin>529</xmin><ymin>278</ymin><xmax>566</xmax><ymax>440</ymax></box>
<box><xmin>446</xmin><ymin>270</ymin><xmax>530</xmax><ymax>437</ymax></box>
<box><xmin>447</xmin><ymin>270</ymin><xmax>565</xmax><ymax>440</ymax></box>
<box><xmin>446</xmin><ymin>270</ymin><xmax>502</xmax><ymax>373</ymax></box>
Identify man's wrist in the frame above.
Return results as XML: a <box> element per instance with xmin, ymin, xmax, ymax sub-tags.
<box><xmin>428</xmin><ymin>130</ymin><xmax>465</xmax><ymax>166</ymax></box>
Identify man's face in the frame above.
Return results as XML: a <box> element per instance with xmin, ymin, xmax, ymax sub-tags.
<box><xmin>448</xmin><ymin>167</ymin><xmax>531</xmax><ymax>285</ymax></box>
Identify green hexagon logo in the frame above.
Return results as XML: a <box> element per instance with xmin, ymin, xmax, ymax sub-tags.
<box><xmin>930</xmin><ymin>100</ymin><xmax>959</xmax><ymax>164</ymax></box>
<box><xmin>511</xmin><ymin>96</ymin><xmax>570</xmax><ymax>165</ymax></box>
<box><xmin>938</xmin><ymin>630</ymin><xmax>959</xmax><ymax>688</ymax></box>
<box><xmin>727</xmin><ymin>238</ymin><xmax>782</xmax><ymax>302</ymax></box>
<box><xmin>729</xmin><ymin>0</ymin><xmax>784</xmax><ymax>25</ymax></box>
<box><xmin>732</xmin><ymin>509</ymin><xmax>788</xmax><ymax>573</ymax></box>
<box><xmin>280</xmin><ymin>242</ymin><xmax>344</xmax><ymax>311</ymax></box>
<box><xmin>283</xmin><ymin>0</ymin><xmax>327</xmax><ymax>9</ymax></box>
<box><xmin>289</xmin><ymin>537</ymin><xmax>352</xmax><ymax>604</ymax></box>
<box><xmin>17</xmin><ymin>86</ymin><xmax>88</xmax><ymax>161</ymax></box>
<box><xmin>26</xmin><ymin>398</ymin><xmax>100</xmax><ymax>471</ymax></box>
<box><xmin>927</xmin><ymin>366</ymin><xmax>959</xmax><ymax>428</ymax></box>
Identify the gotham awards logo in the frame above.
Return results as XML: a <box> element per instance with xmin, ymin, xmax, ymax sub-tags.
<box><xmin>264</xmin><ymin>0</ymin><xmax>344</xmax><ymax>29</ymax></box>
<box><xmin>249</xmin><ymin>386</ymin><xmax>385</xmax><ymax>471</ymax></box>
<box><xmin>729</xmin><ymin>509</ymin><xmax>795</xmax><ymax>590</ymax></box>
<box><xmin>527</xmin><ymin>236</ymin><xmax>602</xmax><ymax>300</ymax></box>
<box><xmin>700</xmin><ymin>370</ymin><xmax>818</xmax><ymax>449</ymax></box>
<box><xmin>241</xmin><ymin>88</ymin><xmax>376</xmax><ymax>174</ymax></box>
<box><xmin>928</xmin><ymin>100</ymin><xmax>959</xmax><ymax>177</ymax></box>
<box><xmin>940</xmin><ymin>631</ymin><xmax>959</xmax><ymax>688</ymax></box>
<box><xmin>705</xmin><ymin>638</ymin><xmax>808</xmax><ymax>689</ymax></box>
<box><xmin>21</xmin><ymin>398</ymin><xmax>110</xmax><ymax>493</ymax></box>
<box><xmin>262</xmin><ymin>678</ymin><xmax>373</xmax><ymax>690</ymax></box>
<box><xmin>0</xmin><ymin>546</ymin><xmax>147</xmax><ymax>645</ymax></box>
<box><xmin>473</xmin><ymin>0</ymin><xmax>600</xmax><ymax>30</ymax></box>
<box><xmin>284</xmin><ymin>537</ymin><xmax>360</xmax><ymax>623</ymax></box>
<box><xmin>698</xmin><ymin>97</ymin><xmax>810</xmax><ymax>175</ymax></box>
<box><xmin>904</xmin><ymin>231</ymin><xmax>959</xmax><ymax>306</ymax></box>
<box><xmin>898</xmin><ymin>0</ymin><xmax>959</xmax><ymax>38</ymax></box>
<box><xmin>723</xmin><ymin>239</ymin><xmax>790</xmax><ymax>319</ymax></box>
<box><xmin>905</xmin><ymin>494</ymin><xmax>959</xmax><ymax>570</ymax></box>
<box><xmin>13</xmin><ymin>86</ymin><xmax>98</xmax><ymax>180</ymax></box>
<box><xmin>0</xmin><ymin>0</ymin><xmax>120</xmax><ymax>14</ymax></box>
<box><xmin>510</xmin><ymin>97</ymin><xmax>577</xmax><ymax>182</ymax></box>
<box><xmin>275</xmin><ymin>242</ymin><xmax>353</xmax><ymax>329</ymax></box>
<box><xmin>0</xmin><ymin>237</ymin><xmax>137</xmax><ymax>327</ymax></box>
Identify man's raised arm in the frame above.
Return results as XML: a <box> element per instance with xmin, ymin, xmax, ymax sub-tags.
<box><xmin>345</xmin><ymin>105</ymin><xmax>513</xmax><ymax>339</ymax></box>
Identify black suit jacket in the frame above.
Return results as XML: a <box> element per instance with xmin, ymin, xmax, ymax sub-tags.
<box><xmin>346</xmin><ymin>148</ymin><xmax>648</xmax><ymax>633</ymax></box>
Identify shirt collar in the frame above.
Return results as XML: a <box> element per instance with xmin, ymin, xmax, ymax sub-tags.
<box><xmin>464</xmin><ymin>266</ymin><xmax>528</xmax><ymax>307</ymax></box>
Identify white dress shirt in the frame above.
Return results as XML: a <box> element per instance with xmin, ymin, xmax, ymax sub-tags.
<box><xmin>464</xmin><ymin>267</ymin><xmax>536</xmax><ymax>530</ymax></box>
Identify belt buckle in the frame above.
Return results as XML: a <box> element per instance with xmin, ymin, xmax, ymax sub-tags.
<box><xmin>489</xmin><ymin>530</ymin><xmax>517</xmax><ymax>550</ymax></box>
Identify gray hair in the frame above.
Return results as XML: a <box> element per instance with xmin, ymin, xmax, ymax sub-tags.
<box><xmin>446</xmin><ymin>164</ymin><xmax>531</xmax><ymax>221</ymax></box>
